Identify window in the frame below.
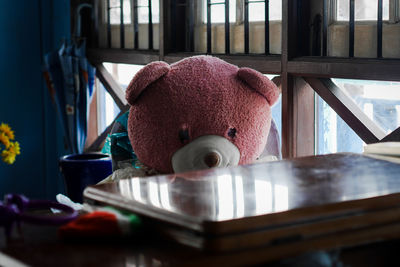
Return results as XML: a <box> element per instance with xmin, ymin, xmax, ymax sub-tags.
<box><xmin>267</xmin><ymin>75</ymin><xmax>282</xmax><ymax>140</ymax></box>
<box><xmin>195</xmin><ymin>0</ymin><xmax>282</xmax><ymax>54</ymax></box>
<box><xmin>203</xmin><ymin>0</ymin><xmax>236</xmax><ymax>23</ymax></box>
<box><xmin>137</xmin><ymin>0</ymin><xmax>160</xmax><ymax>23</ymax></box>
<box><xmin>249</xmin><ymin>0</ymin><xmax>282</xmax><ymax>21</ymax></box>
<box><xmin>85</xmin><ymin>1</ymin><xmax>400</xmax><ymax>159</ymax></box>
<box><xmin>316</xmin><ymin>78</ymin><xmax>400</xmax><ymax>154</ymax></box>
<box><xmin>97</xmin><ymin>63</ymin><xmax>144</xmax><ymax>134</ymax></box>
<box><xmin>336</xmin><ymin>0</ymin><xmax>390</xmax><ymax>21</ymax></box>
<box><xmin>201</xmin><ymin>0</ymin><xmax>282</xmax><ymax>23</ymax></box>
<box><xmin>317</xmin><ymin>95</ymin><xmax>364</xmax><ymax>154</ymax></box>
<box><xmin>109</xmin><ymin>0</ymin><xmax>132</xmax><ymax>24</ymax></box>
<box><xmin>99</xmin><ymin>0</ymin><xmax>160</xmax><ymax>49</ymax></box>
<box><xmin>107</xmin><ymin>0</ymin><xmax>159</xmax><ymax>24</ymax></box>
<box><xmin>332</xmin><ymin>78</ymin><xmax>400</xmax><ymax>134</ymax></box>
<box><xmin>328</xmin><ymin>0</ymin><xmax>400</xmax><ymax>57</ymax></box>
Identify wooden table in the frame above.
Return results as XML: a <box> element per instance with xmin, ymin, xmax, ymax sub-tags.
<box><xmin>2</xmin><ymin>153</ymin><xmax>400</xmax><ymax>266</ymax></box>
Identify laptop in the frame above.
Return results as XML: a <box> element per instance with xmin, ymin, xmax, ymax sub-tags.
<box><xmin>84</xmin><ymin>153</ymin><xmax>400</xmax><ymax>252</ymax></box>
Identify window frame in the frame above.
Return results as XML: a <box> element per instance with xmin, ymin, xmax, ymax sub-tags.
<box><xmin>83</xmin><ymin>0</ymin><xmax>400</xmax><ymax>158</ymax></box>
<box><xmin>330</xmin><ymin>0</ymin><xmax>400</xmax><ymax>23</ymax></box>
<box><xmin>198</xmin><ymin>0</ymin><xmax>282</xmax><ymax>24</ymax></box>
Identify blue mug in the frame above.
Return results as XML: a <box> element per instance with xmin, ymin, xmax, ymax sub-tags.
<box><xmin>59</xmin><ymin>153</ymin><xmax>112</xmax><ymax>203</ymax></box>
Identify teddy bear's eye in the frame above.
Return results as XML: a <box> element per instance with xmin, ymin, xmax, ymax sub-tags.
<box><xmin>228</xmin><ymin>128</ymin><xmax>237</xmax><ymax>138</ymax></box>
<box><xmin>179</xmin><ymin>129</ymin><xmax>190</xmax><ymax>144</ymax></box>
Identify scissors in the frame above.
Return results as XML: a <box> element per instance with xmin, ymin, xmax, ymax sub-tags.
<box><xmin>0</xmin><ymin>194</ymin><xmax>79</xmax><ymax>238</ymax></box>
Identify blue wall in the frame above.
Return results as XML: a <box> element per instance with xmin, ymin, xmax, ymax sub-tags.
<box><xmin>0</xmin><ymin>0</ymin><xmax>71</xmax><ymax>199</ymax></box>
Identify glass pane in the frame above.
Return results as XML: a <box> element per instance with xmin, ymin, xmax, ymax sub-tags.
<box><xmin>98</xmin><ymin>63</ymin><xmax>144</xmax><ymax>133</ymax></box>
<box><xmin>151</xmin><ymin>0</ymin><xmax>160</xmax><ymax>23</ymax></box>
<box><xmin>110</xmin><ymin>0</ymin><xmax>132</xmax><ymax>24</ymax></box>
<box><xmin>137</xmin><ymin>0</ymin><xmax>159</xmax><ymax>23</ymax></box>
<box><xmin>203</xmin><ymin>0</ymin><xmax>236</xmax><ymax>23</ymax></box>
<box><xmin>104</xmin><ymin>63</ymin><xmax>144</xmax><ymax>89</ymax></box>
<box><xmin>271</xmin><ymin>95</ymin><xmax>282</xmax><ymax>140</ymax></box>
<box><xmin>337</xmin><ymin>0</ymin><xmax>349</xmax><ymax>20</ymax></box>
<box><xmin>266</xmin><ymin>75</ymin><xmax>281</xmax><ymax>152</ymax></box>
<box><xmin>269</xmin><ymin>0</ymin><xmax>282</xmax><ymax>21</ymax></box>
<box><xmin>123</xmin><ymin>0</ymin><xmax>131</xmax><ymax>24</ymax></box>
<box><xmin>249</xmin><ymin>0</ymin><xmax>283</xmax><ymax>21</ymax></box>
<box><xmin>110</xmin><ymin>0</ymin><xmax>120</xmax><ymax>8</ymax></box>
<box><xmin>332</xmin><ymin>78</ymin><xmax>400</xmax><ymax>135</ymax></box>
<box><xmin>97</xmin><ymin>82</ymin><xmax>121</xmax><ymax>134</ymax></box>
<box><xmin>316</xmin><ymin>95</ymin><xmax>364</xmax><ymax>155</ymax></box>
<box><xmin>249</xmin><ymin>2</ymin><xmax>265</xmax><ymax>22</ymax></box>
<box><xmin>110</xmin><ymin>7</ymin><xmax>121</xmax><ymax>24</ymax></box>
<box><xmin>337</xmin><ymin>0</ymin><xmax>389</xmax><ymax>21</ymax></box>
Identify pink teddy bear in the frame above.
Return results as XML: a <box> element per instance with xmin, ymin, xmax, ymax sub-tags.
<box><xmin>125</xmin><ymin>55</ymin><xmax>279</xmax><ymax>174</ymax></box>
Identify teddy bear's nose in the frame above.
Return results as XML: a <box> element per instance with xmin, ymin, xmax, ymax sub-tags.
<box><xmin>204</xmin><ymin>152</ymin><xmax>221</xmax><ymax>168</ymax></box>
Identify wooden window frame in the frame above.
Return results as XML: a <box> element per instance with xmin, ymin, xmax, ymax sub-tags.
<box><xmin>83</xmin><ymin>0</ymin><xmax>400</xmax><ymax>158</ymax></box>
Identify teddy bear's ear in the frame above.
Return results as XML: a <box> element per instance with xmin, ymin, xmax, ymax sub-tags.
<box><xmin>237</xmin><ymin>67</ymin><xmax>280</xmax><ymax>105</ymax></box>
<box><xmin>125</xmin><ymin>61</ymin><xmax>171</xmax><ymax>105</ymax></box>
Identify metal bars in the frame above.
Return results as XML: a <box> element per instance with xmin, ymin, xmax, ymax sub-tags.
<box><xmin>244</xmin><ymin>0</ymin><xmax>249</xmax><ymax>54</ymax></box>
<box><xmin>107</xmin><ymin>0</ymin><xmax>111</xmax><ymax>48</ymax></box>
<box><xmin>206</xmin><ymin>0</ymin><xmax>230</xmax><ymax>54</ymax></box>
<box><xmin>320</xmin><ymin>0</ymin><xmax>387</xmax><ymax>58</ymax></box>
<box><xmin>265</xmin><ymin>0</ymin><xmax>269</xmax><ymax>55</ymax></box>
<box><xmin>349</xmin><ymin>0</ymin><xmax>355</xmax><ymax>57</ymax></box>
<box><xmin>205</xmin><ymin>0</ymin><xmax>271</xmax><ymax>54</ymax></box>
<box><xmin>205</xmin><ymin>0</ymin><xmax>231</xmax><ymax>54</ymax></box>
<box><xmin>120</xmin><ymin>0</ymin><xmax>124</xmax><ymax>48</ymax></box>
<box><xmin>133</xmin><ymin>0</ymin><xmax>139</xmax><ymax>49</ymax></box>
<box><xmin>207</xmin><ymin>0</ymin><xmax>211</xmax><ymax>53</ymax></box>
<box><xmin>377</xmin><ymin>0</ymin><xmax>383</xmax><ymax>58</ymax></box>
<box><xmin>148</xmin><ymin>0</ymin><xmax>153</xmax><ymax>50</ymax></box>
<box><xmin>225</xmin><ymin>0</ymin><xmax>230</xmax><ymax>54</ymax></box>
<box><xmin>244</xmin><ymin>0</ymin><xmax>269</xmax><ymax>54</ymax></box>
<box><xmin>106</xmin><ymin>0</ymin><xmax>155</xmax><ymax>50</ymax></box>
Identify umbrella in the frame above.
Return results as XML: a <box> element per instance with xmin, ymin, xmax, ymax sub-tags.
<box><xmin>43</xmin><ymin>4</ymin><xmax>95</xmax><ymax>154</ymax></box>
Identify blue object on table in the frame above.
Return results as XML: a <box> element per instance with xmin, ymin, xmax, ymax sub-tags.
<box><xmin>0</xmin><ymin>194</ymin><xmax>78</xmax><ymax>239</ymax></box>
<box><xmin>59</xmin><ymin>153</ymin><xmax>112</xmax><ymax>203</ymax></box>
<box><xmin>101</xmin><ymin>111</ymin><xmax>139</xmax><ymax>170</ymax></box>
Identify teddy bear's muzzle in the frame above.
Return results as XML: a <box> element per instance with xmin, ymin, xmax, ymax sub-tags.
<box><xmin>171</xmin><ymin>135</ymin><xmax>240</xmax><ymax>173</ymax></box>
<box><xmin>204</xmin><ymin>152</ymin><xmax>221</xmax><ymax>168</ymax></box>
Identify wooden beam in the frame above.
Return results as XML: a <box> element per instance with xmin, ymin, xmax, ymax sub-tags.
<box><xmin>281</xmin><ymin>0</ymin><xmax>299</xmax><ymax>158</ymax></box>
<box><xmin>288</xmin><ymin>57</ymin><xmax>400</xmax><ymax>81</ymax></box>
<box><xmin>305</xmin><ymin>78</ymin><xmax>386</xmax><ymax>144</ymax></box>
<box><xmin>294</xmin><ymin>77</ymin><xmax>315</xmax><ymax>157</ymax></box>
<box><xmin>95</xmin><ymin>63</ymin><xmax>128</xmax><ymax>110</ymax></box>
<box><xmin>87</xmin><ymin>50</ymin><xmax>400</xmax><ymax>82</ymax></box>
<box><xmin>87</xmin><ymin>48</ymin><xmax>159</xmax><ymax>65</ymax></box>
<box><xmin>380</xmin><ymin>127</ymin><xmax>400</xmax><ymax>142</ymax></box>
<box><xmin>164</xmin><ymin>53</ymin><xmax>281</xmax><ymax>74</ymax></box>
<box><xmin>87</xmin><ymin>49</ymin><xmax>281</xmax><ymax>74</ymax></box>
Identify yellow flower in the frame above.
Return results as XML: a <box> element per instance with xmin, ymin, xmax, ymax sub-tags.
<box><xmin>0</xmin><ymin>123</ymin><xmax>20</xmax><ymax>164</ymax></box>
<box><xmin>0</xmin><ymin>132</ymin><xmax>10</xmax><ymax>148</ymax></box>
<box><xmin>0</xmin><ymin>123</ymin><xmax>15</xmax><ymax>140</ymax></box>
<box><xmin>1</xmin><ymin>149</ymin><xmax>16</xmax><ymax>164</ymax></box>
<box><xmin>9</xmin><ymin>141</ymin><xmax>21</xmax><ymax>155</ymax></box>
